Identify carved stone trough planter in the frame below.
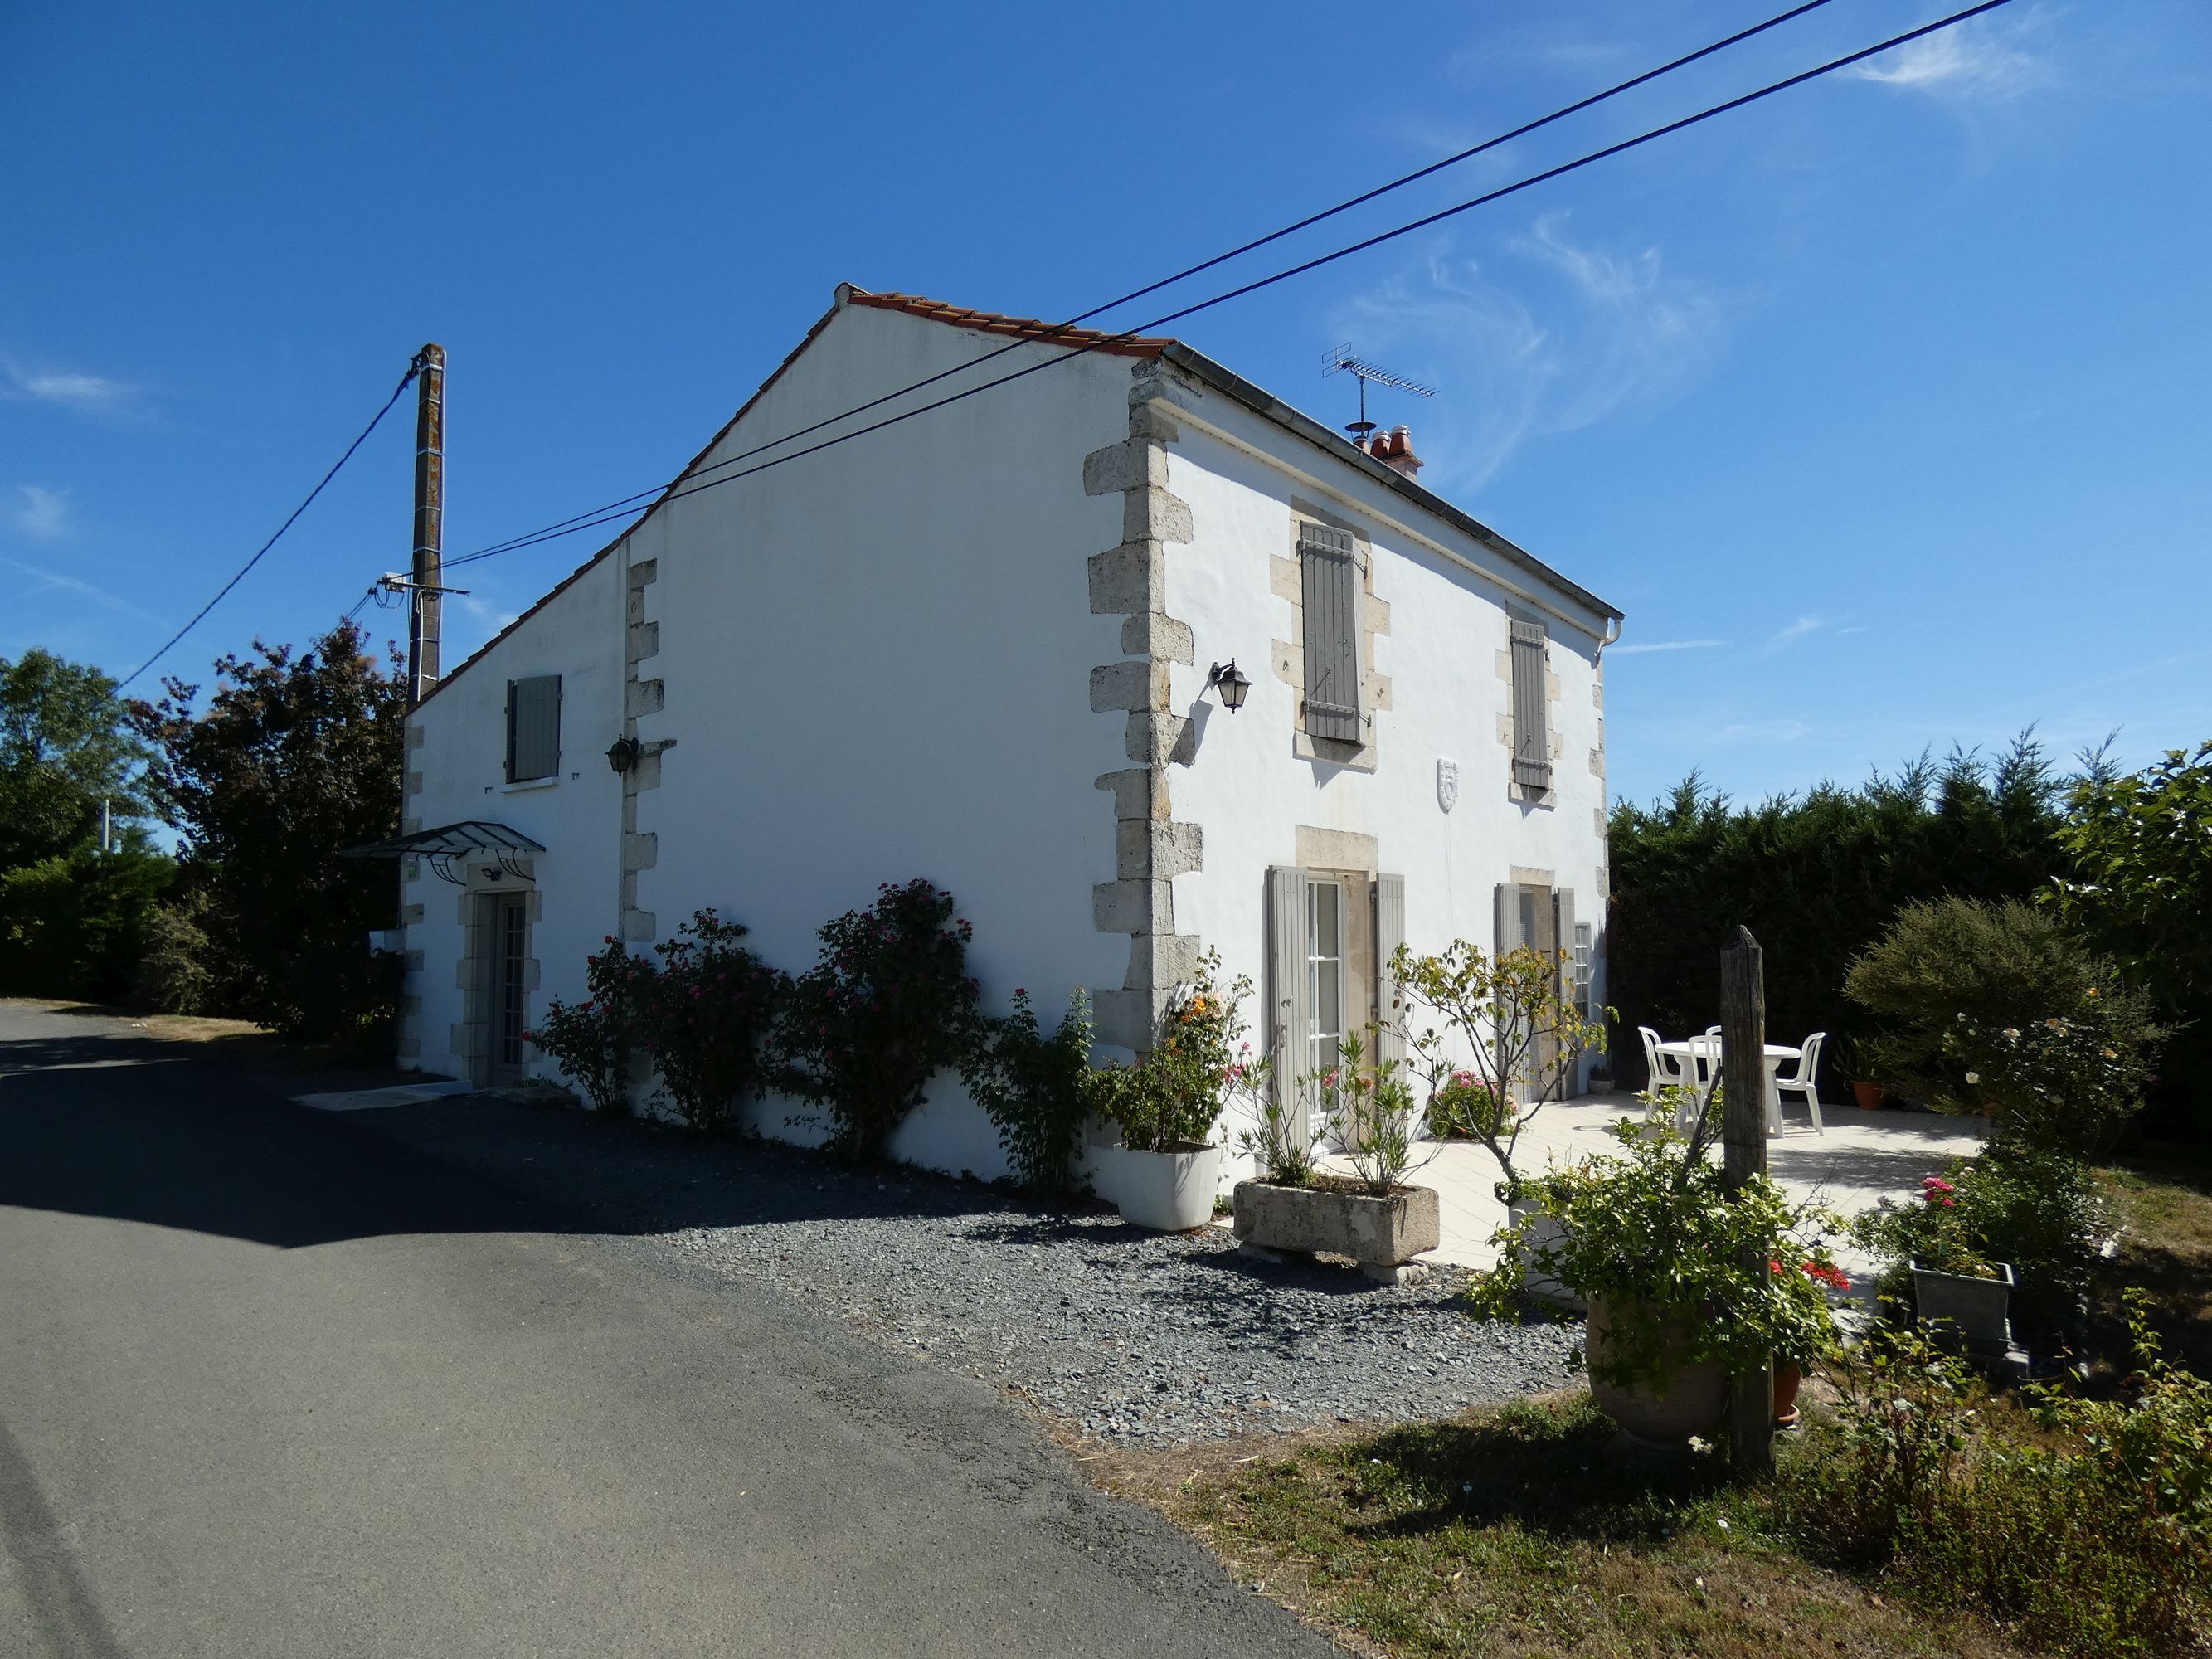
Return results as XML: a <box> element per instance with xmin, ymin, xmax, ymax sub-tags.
<box><xmin>1232</xmin><ymin>1179</ymin><xmax>1440</xmax><ymax>1283</ymax></box>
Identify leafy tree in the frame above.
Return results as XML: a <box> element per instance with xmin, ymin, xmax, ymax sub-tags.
<box><xmin>0</xmin><ymin>847</ymin><xmax>173</xmax><ymax>999</ymax></box>
<box><xmin>0</xmin><ymin>647</ymin><xmax>152</xmax><ymax>866</ymax></box>
<box><xmin>1607</xmin><ymin>738</ymin><xmax>2066</xmax><ymax>1091</ymax></box>
<box><xmin>2052</xmin><ymin>738</ymin><xmax>2212</xmax><ymax>1134</ymax></box>
<box><xmin>129</xmin><ymin>620</ymin><xmax>405</xmax><ymax>1041</ymax></box>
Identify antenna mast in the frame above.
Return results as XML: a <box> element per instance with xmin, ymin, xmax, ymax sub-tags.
<box><xmin>1324</xmin><ymin>345</ymin><xmax>1435</xmax><ymax>440</ymax></box>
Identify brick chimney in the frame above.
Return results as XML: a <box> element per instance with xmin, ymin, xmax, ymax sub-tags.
<box><xmin>1370</xmin><ymin>424</ymin><xmax>1422</xmax><ymax>481</ymax></box>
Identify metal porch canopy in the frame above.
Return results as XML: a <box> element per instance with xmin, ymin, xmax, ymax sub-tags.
<box><xmin>341</xmin><ymin>820</ymin><xmax>546</xmax><ymax>885</ymax></box>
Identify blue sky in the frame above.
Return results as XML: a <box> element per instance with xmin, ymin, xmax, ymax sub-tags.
<box><xmin>4</xmin><ymin>0</ymin><xmax>2206</xmax><ymax>810</ymax></box>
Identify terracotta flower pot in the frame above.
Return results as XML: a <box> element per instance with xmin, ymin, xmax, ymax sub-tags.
<box><xmin>1773</xmin><ymin>1360</ymin><xmax>1804</xmax><ymax>1428</ymax></box>
<box><xmin>1850</xmin><ymin>1081</ymin><xmax>1886</xmax><ymax>1112</ymax></box>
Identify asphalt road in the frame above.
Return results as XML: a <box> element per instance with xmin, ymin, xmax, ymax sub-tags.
<box><xmin>0</xmin><ymin>1003</ymin><xmax>1334</xmax><ymax>1658</ymax></box>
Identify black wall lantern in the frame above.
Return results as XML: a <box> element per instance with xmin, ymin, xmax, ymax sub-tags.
<box><xmin>605</xmin><ymin>735</ymin><xmax>643</xmax><ymax>774</ymax></box>
<box><xmin>1207</xmin><ymin>659</ymin><xmax>1252</xmax><ymax>712</ymax></box>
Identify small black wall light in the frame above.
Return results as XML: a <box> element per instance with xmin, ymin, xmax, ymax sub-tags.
<box><xmin>1208</xmin><ymin>659</ymin><xmax>1252</xmax><ymax>712</ymax></box>
<box><xmin>605</xmin><ymin>735</ymin><xmax>643</xmax><ymax>774</ymax></box>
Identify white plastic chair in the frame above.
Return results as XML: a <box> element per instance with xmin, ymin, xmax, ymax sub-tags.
<box><xmin>1638</xmin><ymin>1025</ymin><xmax>1681</xmax><ymax>1090</ymax></box>
<box><xmin>1677</xmin><ymin>1034</ymin><xmax>1722</xmax><ymax>1134</ymax></box>
<box><xmin>1774</xmin><ymin>1032</ymin><xmax>1826</xmax><ymax>1134</ymax></box>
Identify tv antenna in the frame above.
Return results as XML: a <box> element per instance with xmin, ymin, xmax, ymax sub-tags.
<box><xmin>1325</xmin><ymin>345</ymin><xmax>1435</xmax><ymax>440</ymax></box>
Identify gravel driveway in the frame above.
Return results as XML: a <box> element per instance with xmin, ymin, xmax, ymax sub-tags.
<box><xmin>367</xmin><ymin>1094</ymin><xmax>1582</xmax><ymax>1446</ymax></box>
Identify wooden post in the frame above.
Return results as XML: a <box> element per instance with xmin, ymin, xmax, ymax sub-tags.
<box><xmin>406</xmin><ymin>343</ymin><xmax>446</xmax><ymax>708</ymax></box>
<box><xmin>1720</xmin><ymin>924</ymin><xmax>1773</xmax><ymax>1481</ymax></box>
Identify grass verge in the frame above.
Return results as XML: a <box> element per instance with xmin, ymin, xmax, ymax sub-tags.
<box><xmin>2096</xmin><ymin>1149</ymin><xmax>2212</xmax><ymax>1372</ymax></box>
<box><xmin>1090</xmin><ymin>1392</ymin><xmax>2020</xmax><ymax>1659</ymax></box>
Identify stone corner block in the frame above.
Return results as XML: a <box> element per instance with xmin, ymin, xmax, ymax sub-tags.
<box><xmin>1089</xmin><ymin>659</ymin><xmax>1167</xmax><ymax>714</ymax></box>
<box><xmin>1093</xmin><ymin>986</ymin><xmax>1169</xmax><ymax>1053</ymax></box>
<box><xmin>1082</xmin><ymin>436</ymin><xmax>1168</xmax><ymax>498</ymax></box>
<box><xmin>1088</xmin><ymin>542</ymin><xmax>1164</xmax><ymax>616</ymax></box>
<box><xmin>1120</xmin><ymin>611</ymin><xmax>1194</xmax><ymax>665</ymax></box>
<box><xmin>1115</xmin><ymin>820</ymin><xmax>1201</xmax><ymax>882</ymax></box>
<box><xmin>1093</xmin><ymin>878</ymin><xmax>1174</xmax><ymax>937</ymax></box>
<box><xmin>1123</xmin><ymin>489</ymin><xmax>1193</xmax><ymax>547</ymax></box>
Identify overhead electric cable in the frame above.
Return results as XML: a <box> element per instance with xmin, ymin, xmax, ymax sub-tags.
<box><xmin>119</xmin><ymin>352</ymin><xmax>430</xmax><ymax>691</ymax></box>
<box><xmin>443</xmin><ymin>0</ymin><xmax>2015</xmax><ymax>572</ymax></box>
<box><xmin>448</xmin><ymin>0</ymin><xmax>1845</xmax><ymax>566</ymax></box>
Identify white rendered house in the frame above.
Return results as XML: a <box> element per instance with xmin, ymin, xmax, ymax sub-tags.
<box><xmin>389</xmin><ymin>286</ymin><xmax>1623</xmax><ymax>1185</ymax></box>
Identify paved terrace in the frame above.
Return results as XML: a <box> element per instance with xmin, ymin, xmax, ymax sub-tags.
<box><xmin>1331</xmin><ymin>1095</ymin><xmax>1987</xmax><ymax>1285</ymax></box>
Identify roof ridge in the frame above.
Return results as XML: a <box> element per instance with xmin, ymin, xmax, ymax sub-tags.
<box><xmin>841</xmin><ymin>286</ymin><xmax>1175</xmax><ymax>358</ymax></box>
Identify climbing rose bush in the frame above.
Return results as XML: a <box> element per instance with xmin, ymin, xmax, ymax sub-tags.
<box><xmin>643</xmin><ymin>908</ymin><xmax>783</xmax><ymax>1133</ymax></box>
<box><xmin>774</xmin><ymin>879</ymin><xmax>981</xmax><ymax>1160</ymax></box>
<box><xmin>526</xmin><ymin>937</ymin><xmax>658</xmax><ymax>1116</ymax></box>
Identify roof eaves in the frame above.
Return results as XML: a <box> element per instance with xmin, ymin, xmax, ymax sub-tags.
<box><xmin>1158</xmin><ymin>343</ymin><xmax>1624</xmax><ymax>626</ymax></box>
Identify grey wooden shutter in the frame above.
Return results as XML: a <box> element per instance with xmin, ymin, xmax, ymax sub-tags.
<box><xmin>1267</xmin><ymin>864</ymin><xmax>1313</xmax><ymax>1136</ymax></box>
<box><xmin>1495</xmin><ymin>882</ymin><xmax>1527</xmax><ymax>956</ymax></box>
<box><xmin>506</xmin><ymin>675</ymin><xmax>562</xmax><ymax>781</ymax></box>
<box><xmin>1373</xmin><ymin>873</ymin><xmax>1406</xmax><ymax>1068</ymax></box>
<box><xmin>1509</xmin><ymin>618</ymin><xmax>1550</xmax><ymax>789</ymax></box>
<box><xmin>1554</xmin><ymin>887</ymin><xmax>1578</xmax><ymax>1097</ymax></box>
<box><xmin>1300</xmin><ymin>524</ymin><xmax>1360</xmax><ymax>743</ymax></box>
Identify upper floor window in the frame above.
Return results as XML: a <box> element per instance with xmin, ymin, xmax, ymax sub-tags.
<box><xmin>505</xmin><ymin>675</ymin><xmax>562</xmax><ymax>782</ymax></box>
<box><xmin>1509</xmin><ymin>617</ymin><xmax>1551</xmax><ymax>793</ymax></box>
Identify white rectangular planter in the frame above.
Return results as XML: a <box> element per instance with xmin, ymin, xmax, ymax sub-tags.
<box><xmin>1911</xmin><ymin>1259</ymin><xmax>2016</xmax><ymax>1349</ymax></box>
<box><xmin>1231</xmin><ymin>1180</ymin><xmax>1440</xmax><ymax>1270</ymax></box>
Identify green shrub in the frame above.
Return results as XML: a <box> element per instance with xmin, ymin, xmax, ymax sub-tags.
<box><xmin>1787</xmin><ymin>1301</ymin><xmax>2212</xmax><ymax>1657</ymax></box>
<box><xmin>1844</xmin><ymin>897</ymin><xmax>2163</xmax><ymax>1151</ymax></box>
<box><xmin>1608</xmin><ymin>742</ymin><xmax>2066</xmax><ymax>1090</ymax></box>
<box><xmin>1505</xmin><ymin>1122</ymin><xmax>1846</xmax><ymax>1388</ymax></box>
<box><xmin>1087</xmin><ymin>948</ymin><xmax>1246</xmax><ymax>1154</ymax></box>
<box><xmin>775</xmin><ymin>879</ymin><xmax>980</xmax><ymax>1160</ymax></box>
<box><xmin>960</xmin><ymin>986</ymin><xmax>1093</xmax><ymax>1194</ymax></box>
<box><xmin>1852</xmin><ymin>1141</ymin><xmax>2108</xmax><ymax>1345</ymax></box>
<box><xmin>527</xmin><ymin>937</ymin><xmax>660</xmax><ymax>1117</ymax></box>
<box><xmin>1426</xmin><ymin>1070</ymin><xmax>1502</xmax><ymax>1140</ymax></box>
<box><xmin>0</xmin><ymin>848</ymin><xmax>172</xmax><ymax>1000</ymax></box>
<box><xmin>642</xmin><ymin>909</ymin><xmax>781</xmax><ymax>1132</ymax></box>
<box><xmin>134</xmin><ymin>892</ymin><xmax>219</xmax><ymax>1014</ymax></box>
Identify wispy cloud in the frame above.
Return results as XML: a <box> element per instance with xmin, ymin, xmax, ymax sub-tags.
<box><xmin>1760</xmin><ymin>615</ymin><xmax>1827</xmax><ymax>656</ymax></box>
<box><xmin>10</xmin><ymin>484</ymin><xmax>70</xmax><ymax>538</ymax></box>
<box><xmin>1849</xmin><ymin>14</ymin><xmax>2047</xmax><ymax>99</ymax></box>
<box><xmin>0</xmin><ymin>555</ymin><xmax>170</xmax><ymax>627</ymax></box>
<box><xmin>1715</xmin><ymin>718</ymin><xmax>1811</xmax><ymax>745</ymax></box>
<box><xmin>1610</xmin><ymin>638</ymin><xmax>1725</xmax><ymax>656</ymax></box>
<box><xmin>3</xmin><ymin>359</ymin><xmax>133</xmax><ymax>414</ymax></box>
<box><xmin>1339</xmin><ymin>213</ymin><xmax>1730</xmax><ymax>490</ymax></box>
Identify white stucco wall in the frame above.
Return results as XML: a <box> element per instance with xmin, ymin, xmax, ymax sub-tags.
<box><xmin>1145</xmin><ymin>369</ymin><xmax>1614</xmax><ymax>1174</ymax></box>
<box><xmin>397</xmin><ymin>294</ymin><xmax>1618</xmax><ymax>1191</ymax></box>
<box><xmin>402</xmin><ymin>552</ymin><xmax>624</xmax><ymax>1084</ymax></box>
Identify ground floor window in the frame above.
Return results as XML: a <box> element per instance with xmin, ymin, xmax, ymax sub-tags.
<box><xmin>1307</xmin><ymin>879</ymin><xmax>1345</xmax><ymax>1082</ymax></box>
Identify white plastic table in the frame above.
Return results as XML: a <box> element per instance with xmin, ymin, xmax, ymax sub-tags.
<box><xmin>1656</xmin><ymin>1039</ymin><xmax>1801</xmax><ymax>1133</ymax></box>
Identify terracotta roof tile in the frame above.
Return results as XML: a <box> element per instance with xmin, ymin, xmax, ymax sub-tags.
<box><xmin>843</xmin><ymin>287</ymin><xmax>1174</xmax><ymax>358</ymax></box>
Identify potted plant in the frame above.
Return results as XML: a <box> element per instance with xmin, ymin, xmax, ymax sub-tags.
<box><xmin>1232</xmin><ymin>1031</ymin><xmax>1441</xmax><ymax>1282</ymax></box>
<box><xmin>1085</xmin><ymin>951</ymin><xmax>1243</xmax><ymax>1232</ymax></box>
<box><xmin>1587</xmin><ymin>1060</ymin><xmax>1614</xmax><ymax>1097</ymax></box>
<box><xmin>1392</xmin><ymin>938</ymin><xmax>1612</xmax><ymax>1301</ymax></box>
<box><xmin>1850</xmin><ymin>1079</ymin><xmax>1888</xmax><ymax>1111</ymax></box>
<box><xmin>1500</xmin><ymin>1121</ymin><xmax>1845</xmax><ymax>1451</ymax></box>
<box><xmin>1855</xmin><ymin>1174</ymin><xmax>2017</xmax><ymax>1351</ymax></box>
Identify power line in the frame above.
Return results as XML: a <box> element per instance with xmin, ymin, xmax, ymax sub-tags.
<box><xmin>445</xmin><ymin>0</ymin><xmax>2016</xmax><ymax>572</ymax></box>
<box><xmin>119</xmin><ymin>352</ymin><xmax>430</xmax><ymax>692</ymax></box>
<box><xmin>447</xmin><ymin>0</ymin><xmax>1846</xmax><ymax>567</ymax></box>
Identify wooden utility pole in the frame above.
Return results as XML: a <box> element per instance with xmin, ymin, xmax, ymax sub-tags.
<box><xmin>1720</xmin><ymin>924</ymin><xmax>1774</xmax><ymax>1481</ymax></box>
<box><xmin>406</xmin><ymin>343</ymin><xmax>446</xmax><ymax>707</ymax></box>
